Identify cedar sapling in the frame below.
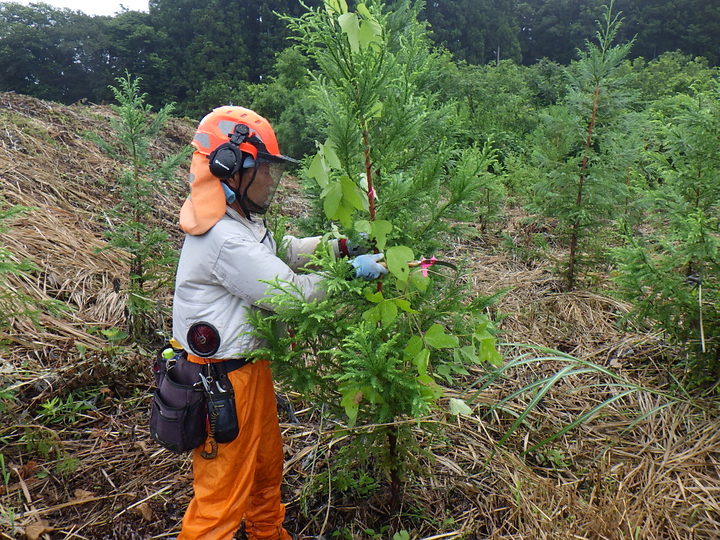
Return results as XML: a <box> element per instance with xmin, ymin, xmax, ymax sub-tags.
<box><xmin>248</xmin><ymin>0</ymin><xmax>504</xmax><ymax>513</ymax></box>
<box><xmin>90</xmin><ymin>73</ymin><xmax>191</xmax><ymax>341</ymax></box>
<box><xmin>527</xmin><ymin>0</ymin><xmax>639</xmax><ymax>290</ymax></box>
<box><xmin>613</xmin><ymin>81</ymin><xmax>720</xmax><ymax>384</ymax></box>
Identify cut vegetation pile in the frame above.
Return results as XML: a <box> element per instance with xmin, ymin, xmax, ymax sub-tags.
<box><xmin>0</xmin><ymin>93</ymin><xmax>718</xmax><ymax>540</ymax></box>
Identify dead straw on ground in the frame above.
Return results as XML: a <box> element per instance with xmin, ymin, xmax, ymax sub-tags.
<box><xmin>1</xmin><ymin>93</ymin><xmax>719</xmax><ymax>539</ymax></box>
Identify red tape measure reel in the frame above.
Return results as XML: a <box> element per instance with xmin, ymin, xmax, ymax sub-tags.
<box><xmin>187</xmin><ymin>322</ymin><xmax>221</xmax><ymax>358</ymax></box>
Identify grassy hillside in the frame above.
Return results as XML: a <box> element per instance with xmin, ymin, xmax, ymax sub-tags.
<box><xmin>1</xmin><ymin>93</ymin><xmax>719</xmax><ymax>540</ymax></box>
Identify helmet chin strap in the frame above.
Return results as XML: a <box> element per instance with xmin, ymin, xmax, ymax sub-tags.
<box><xmin>223</xmin><ymin>156</ymin><xmax>263</xmax><ymax>220</ymax></box>
<box><xmin>236</xmin><ymin>164</ymin><xmax>264</xmax><ymax>220</ymax></box>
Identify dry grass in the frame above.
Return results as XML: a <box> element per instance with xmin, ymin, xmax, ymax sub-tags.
<box><xmin>1</xmin><ymin>92</ymin><xmax>719</xmax><ymax>539</ymax></box>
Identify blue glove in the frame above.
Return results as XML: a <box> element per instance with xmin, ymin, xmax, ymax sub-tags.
<box><xmin>351</xmin><ymin>253</ymin><xmax>389</xmax><ymax>280</ymax></box>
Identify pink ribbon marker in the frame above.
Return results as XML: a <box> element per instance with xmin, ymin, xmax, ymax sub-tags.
<box><xmin>420</xmin><ymin>256</ymin><xmax>437</xmax><ymax>277</ymax></box>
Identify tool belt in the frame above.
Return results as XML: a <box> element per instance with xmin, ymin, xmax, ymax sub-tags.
<box><xmin>149</xmin><ymin>345</ymin><xmax>247</xmax><ymax>457</ymax></box>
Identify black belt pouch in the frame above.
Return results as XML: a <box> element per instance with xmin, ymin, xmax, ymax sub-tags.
<box><xmin>206</xmin><ymin>362</ymin><xmax>239</xmax><ymax>444</ymax></box>
<box><xmin>150</xmin><ymin>349</ymin><xmax>207</xmax><ymax>453</ymax></box>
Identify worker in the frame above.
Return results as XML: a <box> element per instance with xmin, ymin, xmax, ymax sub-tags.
<box><xmin>171</xmin><ymin>106</ymin><xmax>386</xmax><ymax>540</ymax></box>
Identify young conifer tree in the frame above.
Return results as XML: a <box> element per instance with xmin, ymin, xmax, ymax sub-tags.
<box><xmin>91</xmin><ymin>73</ymin><xmax>191</xmax><ymax>341</ymax></box>
<box><xmin>614</xmin><ymin>82</ymin><xmax>720</xmax><ymax>382</ymax></box>
<box><xmin>249</xmin><ymin>0</ymin><xmax>503</xmax><ymax>508</ymax></box>
<box><xmin>527</xmin><ymin>0</ymin><xmax>639</xmax><ymax>290</ymax></box>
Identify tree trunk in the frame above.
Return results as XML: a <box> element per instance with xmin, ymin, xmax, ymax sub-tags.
<box><xmin>568</xmin><ymin>82</ymin><xmax>601</xmax><ymax>290</ymax></box>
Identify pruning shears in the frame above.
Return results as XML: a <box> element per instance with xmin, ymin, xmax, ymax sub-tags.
<box><xmin>381</xmin><ymin>256</ymin><xmax>457</xmax><ymax>276</ymax></box>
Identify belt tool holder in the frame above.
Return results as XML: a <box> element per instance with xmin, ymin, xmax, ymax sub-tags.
<box><xmin>199</xmin><ymin>363</ymin><xmax>239</xmax><ymax>459</ymax></box>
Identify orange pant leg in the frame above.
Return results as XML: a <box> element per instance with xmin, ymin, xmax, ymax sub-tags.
<box><xmin>243</xmin><ymin>388</ymin><xmax>292</xmax><ymax>540</ymax></box>
<box><xmin>177</xmin><ymin>360</ymin><xmax>291</xmax><ymax>540</ymax></box>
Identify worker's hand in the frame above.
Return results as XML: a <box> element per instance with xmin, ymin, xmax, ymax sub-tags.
<box><xmin>339</xmin><ymin>233</ymin><xmax>370</xmax><ymax>257</ymax></box>
<box><xmin>351</xmin><ymin>253</ymin><xmax>389</xmax><ymax>280</ymax></box>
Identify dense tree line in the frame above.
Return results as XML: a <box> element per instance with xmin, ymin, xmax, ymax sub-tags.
<box><xmin>414</xmin><ymin>0</ymin><xmax>720</xmax><ymax>66</ymax></box>
<box><xmin>0</xmin><ymin>0</ymin><xmax>323</xmax><ymax>116</ymax></box>
<box><xmin>0</xmin><ymin>0</ymin><xmax>718</xmax><ymax>119</ymax></box>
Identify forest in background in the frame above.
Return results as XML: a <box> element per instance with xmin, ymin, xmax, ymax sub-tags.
<box><xmin>1</xmin><ymin>0</ymin><xmax>720</xmax><ymax>537</ymax></box>
<box><xmin>0</xmin><ymin>0</ymin><xmax>719</xmax><ymax>120</ymax></box>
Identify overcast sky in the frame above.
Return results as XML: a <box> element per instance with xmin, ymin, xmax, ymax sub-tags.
<box><xmin>11</xmin><ymin>0</ymin><xmax>149</xmax><ymax>17</ymax></box>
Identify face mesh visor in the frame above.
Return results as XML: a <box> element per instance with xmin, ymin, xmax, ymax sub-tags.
<box><xmin>243</xmin><ymin>159</ymin><xmax>290</xmax><ymax>214</ymax></box>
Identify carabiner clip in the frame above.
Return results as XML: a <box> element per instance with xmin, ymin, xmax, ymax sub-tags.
<box><xmin>199</xmin><ymin>372</ymin><xmax>214</xmax><ymax>394</ymax></box>
<box><xmin>166</xmin><ymin>356</ymin><xmax>177</xmax><ymax>371</ymax></box>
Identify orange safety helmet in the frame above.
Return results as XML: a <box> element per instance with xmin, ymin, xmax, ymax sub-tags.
<box><xmin>192</xmin><ymin>106</ymin><xmax>284</xmax><ymax>160</ymax></box>
<box><xmin>179</xmin><ymin>106</ymin><xmax>297</xmax><ymax>235</ymax></box>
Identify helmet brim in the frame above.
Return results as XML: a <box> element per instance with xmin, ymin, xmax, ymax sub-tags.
<box><xmin>257</xmin><ymin>150</ymin><xmax>299</xmax><ymax>166</ymax></box>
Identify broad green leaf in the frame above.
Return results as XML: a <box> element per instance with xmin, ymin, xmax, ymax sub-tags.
<box><xmin>363</xmin><ymin>288</ymin><xmax>384</xmax><ymax>303</ymax></box>
<box><xmin>355</xmin><ymin>219</ymin><xmax>371</xmax><ymax>236</ymax></box>
<box><xmin>475</xmin><ymin>328</ymin><xmax>494</xmax><ymax>341</ymax></box>
<box><xmin>322</xmin><ymin>180</ymin><xmax>355</xmax><ymax>225</ymax></box>
<box><xmin>460</xmin><ymin>345</ymin><xmax>479</xmax><ymax>364</ymax></box>
<box><xmin>103</xmin><ymin>328</ymin><xmax>129</xmax><ymax>342</ymax></box>
<box><xmin>356</xmin><ymin>4</ymin><xmax>382</xmax><ymax>49</ymax></box>
<box><xmin>368</xmin><ymin>101</ymin><xmax>383</xmax><ymax>119</ymax></box>
<box><xmin>325</xmin><ymin>0</ymin><xmax>347</xmax><ymax>15</ymax></box>
<box><xmin>322</xmin><ymin>181</ymin><xmax>342</xmax><ymax>219</ymax></box>
<box><xmin>404</xmin><ymin>335</ymin><xmax>423</xmax><ymax>357</ymax></box>
<box><xmin>474</xmin><ymin>318</ymin><xmax>494</xmax><ymax>341</ymax></box>
<box><xmin>355</xmin><ymin>219</ymin><xmax>392</xmax><ymax>247</ymax></box>
<box><xmin>452</xmin><ymin>364</ymin><xmax>470</xmax><ymax>375</ymax></box>
<box><xmin>370</xmin><ymin>220</ymin><xmax>392</xmax><ymax>250</ymax></box>
<box><xmin>359</xmin><ymin>19</ymin><xmax>382</xmax><ymax>49</ymax></box>
<box><xmin>436</xmin><ymin>364</ymin><xmax>452</xmax><ymax>383</ymax></box>
<box><xmin>340</xmin><ymin>387</ymin><xmax>361</xmax><ymax>427</ymax></box>
<box><xmin>393</xmin><ymin>298</ymin><xmax>417</xmax><ymax>313</ymax></box>
<box><xmin>479</xmin><ymin>337</ymin><xmax>503</xmax><ymax>366</ymax></box>
<box><xmin>324</xmin><ymin>1</ymin><xmax>337</xmax><ymax>19</ymax></box>
<box><xmin>475</xmin><ymin>314</ymin><xmax>490</xmax><ymax>333</ymax></box>
<box><xmin>362</xmin><ymin>305</ymin><xmax>381</xmax><ymax>325</ymax></box>
<box><xmin>361</xmin><ymin>384</ymin><xmax>384</xmax><ymax>404</ymax></box>
<box><xmin>357</xmin><ymin>171</ymin><xmax>369</xmax><ymax>192</ymax></box>
<box><xmin>340</xmin><ymin>175</ymin><xmax>366</xmax><ymax>210</ymax></box>
<box><xmin>410</xmin><ymin>272</ymin><xmax>429</xmax><ymax>292</ymax></box>
<box><xmin>308</xmin><ymin>153</ymin><xmax>328</xmax><ymax>188</ymax></box>
<box><xmin>356</xmin><ymin>3</ymin><xmax>372</xmax><ymax>18</ymax></box>
<box><xmin>386</xmin><ymin>245</ymin><xmax>414</xmax><ymax>282</ymax></box>
<box><xmin>323</xmin><ymin>142</ymin><xmax>342</xmax><ymax>169</ymax></box>
<box><xmin>319</xmin><ymin>181</ymin><xmax>336</xmax><ymax>200</ymax></box>
<box><xmin>416</xmin><ymin>374</ymin><xmax>442</xmax><ymax>399</ymax></box>
<box><xmin>424</xmin><ymin>324</ymin><xmax>459</xmax><ymax>349</ymax></box>
<box><xmin>413</xmin><ymin>348</ymin><xmax>430</xmax><ymax>376</ymax></box>
<box><xmin>379</xmin><ymin>300</ymin><xmax>398</xmax><ymax>327</ymax></box>
<box><xmin>338</xmin><ymin>12</ymin><xmax>360</xmax><ymax>53</ymax></box>
<box><xmin>336</xmin><ymin>200</ymin><xmax>355</xmax><ymax>228</ymax></box>
<box><xmin>449</xmin><ymin>398</ymin><xmax>472</xmax><ymax>416</ymax></box>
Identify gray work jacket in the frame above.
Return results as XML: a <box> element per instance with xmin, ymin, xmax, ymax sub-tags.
<box><xmin>172</xmin><ymin>208</ymin><xmax>330</xmax><ymax>359</ymax></box>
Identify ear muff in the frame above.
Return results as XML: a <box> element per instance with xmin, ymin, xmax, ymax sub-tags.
<box><xmin>208</xmin><ymin>144</ymin><xmax>243</xmax><ymax>179</ymax></box>
<box><xmin>207</xmin><ymin>123</ymin><xmax>251</xmax><ymax>180</ymax></box>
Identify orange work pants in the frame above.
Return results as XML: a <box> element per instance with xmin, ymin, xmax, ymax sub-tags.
<box><xmin>177</xmin><ymin>358</ymin><xmax>292</xmax><ymax>540</ymax></box>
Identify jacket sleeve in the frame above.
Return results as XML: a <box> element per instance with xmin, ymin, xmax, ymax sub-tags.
<box><xmin>213</xmin><ymin>235</ymin><xmax>326</xmax><ymax>310</ymax></box>
<box><xmin>283</xmin><ymin>235</ymin><xmax>342</xmax><ymax>271</ymax></box>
